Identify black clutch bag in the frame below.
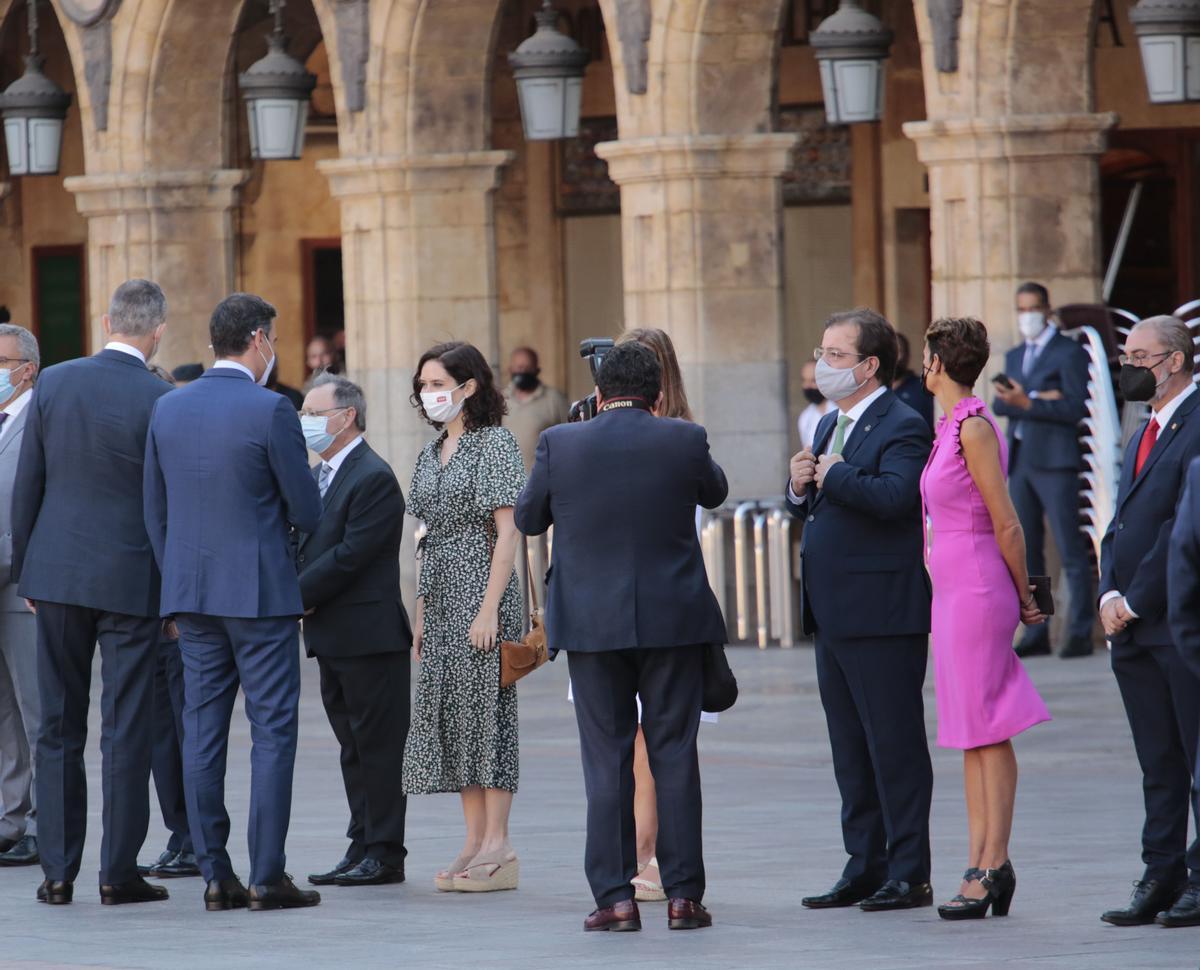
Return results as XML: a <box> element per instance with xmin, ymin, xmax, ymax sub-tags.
<box><xmin>701</xmin><ymin>644</ymin><xmax>738</xmax><ymax>714</ymax></box>
<box><xmin>1029</xmin><ymin>575</ymin><xmax>1055</xmax><ymax>615</ymax></box>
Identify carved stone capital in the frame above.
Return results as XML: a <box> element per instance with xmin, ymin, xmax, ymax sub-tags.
<box><xmin>904</xmin><ymin>113</ymin><xmax>1119</xmax><ymax>164</ymax></box>
<box><xmin>318</xmin><ymin>151</ymin><xmax>514</xmax><ymax>198</ymax></box>
<box><xmin>596</xmin><ymin>134</ymin><xmax>800</xmax><ymax>185</ymax></box>
<box><xmin>63</xmin><ymin>170</ymin><xmax>249</xmax><ymax>217</ymax></box>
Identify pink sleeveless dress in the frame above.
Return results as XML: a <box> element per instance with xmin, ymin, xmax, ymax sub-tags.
<box><xmin>919</xmin><ymin>397</ymin><xmax>1051</xmax><ymax>750</ymax></box>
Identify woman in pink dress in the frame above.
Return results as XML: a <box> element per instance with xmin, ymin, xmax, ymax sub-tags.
<box><xmin>919</xmin><ymin>317</ymin><xmax>1052</xmax><ymax>920</ymax></box>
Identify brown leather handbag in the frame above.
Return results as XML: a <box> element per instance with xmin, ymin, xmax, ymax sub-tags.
<box><xmin>500</xmin><ymin>558</ymin><xmax>549</xmax><ymax>687</ymax></box>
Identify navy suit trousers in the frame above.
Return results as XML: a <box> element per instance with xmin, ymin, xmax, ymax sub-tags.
<box><xmin>151</xmin><ymin>637</ymin><xmax>191</xmax><ymax>855</ymax></box>
<box><xmin>35</xmin><ymin>602</ymin><xmax>158</xmax><ymax>885</ymax></box>
<box><xmin>814</xmin><ymin>633</ymin><xmax>932</xmax><ymax>886</ymax></box>
<box><xmin>567</xmin><ymin>645</ymin><xmax>705</xmax><ymax>908</ymax></box>
<box><xmin>176</xmin><ymin>614</ymin><xmax>300</xmax><ymax>886</ymax></box>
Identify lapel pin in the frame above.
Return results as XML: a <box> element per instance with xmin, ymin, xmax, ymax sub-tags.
<box><xmin>1172</xmin><ymin>423</ymin><xmax>1178</xmax><ymax>431</ymax></box>
<box><xmin>864</xmin><ymin>424</ymin><xmax>872</xmax><ymax>433</ymax></box>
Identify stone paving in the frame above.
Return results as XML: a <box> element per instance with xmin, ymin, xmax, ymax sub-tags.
<box><xmin>0</xmin><ymin>644</ymin><xmax>1196</xmax><ymax>969</ymax></box>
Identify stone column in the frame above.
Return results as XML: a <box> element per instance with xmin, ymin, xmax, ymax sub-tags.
<box><xmin>596</xmin><ymin>134</ymin><xmax>799</xmax><ymax>500</ymax></box>
<box><xmin>64</xmin><ymin>170</ymin><xmax>247</xmax><ymax>365</ymax></box>
<box><xmin>903</xmin><ymin>113</ymin><xmax>1117</xmax><ymax>349</ymax></box>
<box><xmin>318</xmin><ymin>150</ymin><xmax>512</xmax><ymax>483</ymax></box>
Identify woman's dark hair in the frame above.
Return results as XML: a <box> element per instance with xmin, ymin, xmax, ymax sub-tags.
<box><xmin>925</xmin><ymin>316</ymin><xmax>991</xmax><ymax>387</ymax></box>
<box><xmin>895</xmin><ymin>331</ymin><xmax>913</xmax><ymax>376</ymax></box>
<box><xmin>596</xmin><ymin>342</ymin><xmax>662</xmax><ymax>403</ymax></box>
<box><xmin>824</xmin><ymin>308</ymin><xmax>898</xmax><ymax>386</ymax></box>
<box><xmin>411</xmin><ymin>341</ymin><xmax>506</xmax><ymax>431</ymax></box>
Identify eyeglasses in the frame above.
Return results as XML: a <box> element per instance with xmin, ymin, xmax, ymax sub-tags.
<box><xmin>1118</xmin><ymin>350</ymin><xmax>1172</xmax><ymax>367</ymax></box>
<box><xmin>299</xmin><ymin>406</ymin><xmax>347</xmax><ymax>418</ymax></box>
<box><xmin>0</xmin><ymin>357</ymin><xmax>28</xmax><ymax>367</ymax></box>
<box><xmin>813</xmin><ymin>348</ymin><xmax>866</xmax><ymax>365</ymax></box>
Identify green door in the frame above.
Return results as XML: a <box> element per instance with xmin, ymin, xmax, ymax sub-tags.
<box><xmin>34</xmin><ymin>247</ymin><xmax>85</xmax><ymax>366</ymax></box>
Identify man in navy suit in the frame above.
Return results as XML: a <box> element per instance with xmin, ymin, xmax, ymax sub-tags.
<box><xmin>786</xmin><ymin>308</ymin><xmax>934</xmax><ymax>912</ymax></box>
<box><xmin>515</xmin><ymin>342</ymin><xmax>727</xmax><ymax>934</ymax></box>
<box><xmin>992</xmin><ymin>282</ymin><xmax>1094</xmax><ymax>658</ymax></box>
<box><xmin>11</xmin><ymin>280</ymin><xmax>172</xmax><ymax>906</ymax></box>
<box><xmin>1098</xmin><ymin>315</ymin><xmax>1200</xmax><ymax>928</ymax></box>
<box><xmin>143</xmin><ymin>293</ymin><xmax>322</xmax><ymax>912</ymax></box>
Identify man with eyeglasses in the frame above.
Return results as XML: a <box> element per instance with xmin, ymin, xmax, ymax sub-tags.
<box><xmin>0</xmin><ymin>325</ymin><xmax>40</xmax><ymax>868</ymax></box>
<box><xmin>992</xmin><ymin>281</ymin><xmax>1094</xmax><ymax>659</ymax></box>
<box><xmin>1096</xmin><ymin>315</ymin><xmax>1200</xmax><ymax>928</ymax></box>
<box><xmin>785</xmin><ymin>309</ymin><xmax>934</xmax><ymax>913</ymax></box>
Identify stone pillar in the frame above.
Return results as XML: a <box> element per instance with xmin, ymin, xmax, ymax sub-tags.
<box><xmin>64</xmin><ymin>170</ymin><xmax>247</xmax><ymax>365</ymax></box>
<box><xmin>318</xmin><ymin>151</ymin><xmax>512</xmax><ymax>483</ymax></box>
<box><xmin>903</xmin><ymin>113</ymin><xmax>1117</xmax><ymax>349</ymax></box>
<box><xmin>596</xmin><ymin>134</ymin><xmax>799</xmax><ymax>500</ymax></box>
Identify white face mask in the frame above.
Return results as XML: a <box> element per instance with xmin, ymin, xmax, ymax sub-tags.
<box><xmin>815</xmin><ymin>356</ymin><xmax>869</xmax><ymax>403</ymax></box>
<box><xmin>1017</xmin><ymin>311</ymin><xmax>1047</xmax><ymax>342</ymax></box>
<box><xmin>420</xmin><ymin>383</ymin><xmax>466</xmax><ymax>424</ymax></box>
<box><xmin>251</xmin><ymin>329</ymin><xmax>276</xmax><ymax>387</ymax></box>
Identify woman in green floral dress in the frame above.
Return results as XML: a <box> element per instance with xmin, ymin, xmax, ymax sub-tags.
<box><xmin>402</xmin><ymin>341</ymin><xmax>527</xmax><ymax>894</ymax></box>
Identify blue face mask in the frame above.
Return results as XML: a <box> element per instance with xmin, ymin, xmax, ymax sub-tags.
<box><xmin>0</xmin><ymin>363</ymin><xmax>27</xmax><ymax>401</ymax></box>
<box><xmin>300</xmin><ymin>414</ymin><xmax>337</xmax><ymax>454</ymax></box>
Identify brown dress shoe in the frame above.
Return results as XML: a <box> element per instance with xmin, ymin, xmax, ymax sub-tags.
<box><xmin>584</xmin><ymin>899</ymin><xmax>641</xmax><ymax>932</ymax></box>
<box><xmin>668</xmin><ymin>897</ymin><xmax>712</xmax><ymax>930</ymax></box>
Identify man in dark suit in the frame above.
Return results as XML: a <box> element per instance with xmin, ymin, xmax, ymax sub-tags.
<box><xmin>1098</xmin><ymin>315</ymin><xmax>1200</xmax><ymax>928</ymax></box>
<box><xmin>296</xmin><ymin>374</ymin><xmax>411</xmax><ymax>888</ymax></box>
<box><xmin>11</xmin><ymin>280</ymin><xmax>172</xmax><ymax>906</ymax></box>
<box><xmin>992</xmin><ymin>282</ymin><xmax>1094</xmax><ymax>658</ymax></box>
<box><xmin>786</xmin><ymin>308</ymin><xmax>934</xmax><ymax>912</ymax></box>
<box><xmin>143</xmin><ymin>293</ymin><xmax>322</xmax><ymax>912</ymax></box>
<box><xmin>515</xmin><ymin>342</ymin><xmax>727</xmax><ymax>934</ymax></box>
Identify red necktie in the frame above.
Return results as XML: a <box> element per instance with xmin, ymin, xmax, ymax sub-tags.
<box><xmin>1134</xmin><ymin>418</ymin><xmax>1159</xmax><ymax>477</ymax></box>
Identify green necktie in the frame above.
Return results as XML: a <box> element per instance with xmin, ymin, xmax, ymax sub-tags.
<box><xmin>831</xmin><ymin>414</ymin><xmax>852</xmax><ymax>455</ymax></box>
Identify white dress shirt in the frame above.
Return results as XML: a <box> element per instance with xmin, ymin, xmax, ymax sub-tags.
<box><xmin>1100</xmin><ymin>381</ymin><xmax>1197</xmax><ymax>619</ymax></box>
<box><xmin>0</xmin><ymin>387</ymin><xmax>31</xmax><ymax>443</ymax></box>
<box><xmin>797</xmin><ymin>401</ymin><xmax>833</xmax><ymax>452</ymax></box>
<box><xmin>787</xmin><ymin>385</ymin><xmax>888</xmax><ymax>505</ymax></box>
<box><xmin>213</xmin><ymin>360</ymin><xmax>254</xmax><ymax>380</ymax></box>
<box><xmin>104</xmin><ymin>341</ymin><xmax>147</xmax><ymax>364</ymax></box>
<box><xmin>318</xmin><ymin>434</ymin><xmax>364</xmax><ymax>495</ymax></box>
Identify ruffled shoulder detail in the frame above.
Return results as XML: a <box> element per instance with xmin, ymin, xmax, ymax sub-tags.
<box><xmin>948</xmin><ymin>397</ymin><xmax>989</xmax><ymax>470</ymax></box>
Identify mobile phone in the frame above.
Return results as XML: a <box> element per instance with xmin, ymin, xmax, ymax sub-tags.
<box><xmin>1029</xmin><ymin>575</ymin><xmax>1055</xmax><ymax>615</ymax></box>
<box><xmin>992</xmin><ymin>373</ymin><xmax>1014</xmax><ymax>390</ymax></box>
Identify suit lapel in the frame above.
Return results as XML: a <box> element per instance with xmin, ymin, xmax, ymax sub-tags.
<box><xmin>320</xmin><ymin>440</ymin><xmax>368</xmax><ymax>511</ymax></box>
<box><xmin>0</xmin><ymin>405</ymin><xmax>28</xmax><ymax>460</ymax></box>
<box><xmin>808</xmin><ymin>411</ymin><xmax>839</xmax><ymax>507</ymax></box>
<box><xmin>1121</xmin><ymin>391</ymin><xmax>1200</xmax><ymax>507</ymax></box>
<box><xmin>840</xmin><ymin>391</ymin><xmax>893</xmax><ymax>464</ymax></box>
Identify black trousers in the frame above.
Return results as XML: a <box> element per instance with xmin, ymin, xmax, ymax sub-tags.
<box><xmin>1111</xmin><ymin>639</ymin><xmax>1200</xmax><ymax>883</ymax></box>
<box><xmin>151</xmin><ymin>637</ymin><xmax>192</xmax><ymax>855</ymax></box>
<box><xmin>814</xmin><ymin>633</ymin><xmax>933</xmax><ymax>886</ymax></box>
<box><xmin>317</xmin><ymin>652</ymin><xmax>410</xmax><ymax>868</ymax></box>
<box><xmin>35</xmin><ymin>602</ymin><xmax>158</xmax><ymax>884</ymax></box>
<box><xmin>567</xmin><ymin>645</ymin><xmax>705</xmax><ymax>909</ymax></box>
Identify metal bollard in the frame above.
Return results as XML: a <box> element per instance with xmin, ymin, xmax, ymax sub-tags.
<box><xmin>733</xmin><ymin>502</ymin><xmax>757</xmax><ymax>643</ymax></box>
<box><xmin>753</xmin><ymin>509</ymin><xmax>770</xmax><ymax>649</ymax></box>
<box><xmin>768</xmin><ymin>508</ymin><xmax>796</xmax><ymax>647</ymax></box>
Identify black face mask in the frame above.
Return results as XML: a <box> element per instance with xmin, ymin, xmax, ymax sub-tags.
<box><xmin>1118</xmin><ymin>363</ymin><xmax>1162</xmax><ymax>402</ymax></box>
<box><xmin>513</xmin><ymin>372</ymin><xmax>540</xmax><ymax>392</ymax></box>
<box><xmin>803</xmin><ymin>387</ymin><xmax>825</xmax><ymax>405</ymax></box>
<box><xmin>920</xmin><ymin>364</ymin><xmax>933</xmax><ymax>395</ymax></box>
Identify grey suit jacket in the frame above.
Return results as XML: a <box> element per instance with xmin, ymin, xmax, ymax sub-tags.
<box><xmin>0</xmin><ymin>400</ymin><xmax>30</xmax><ymax>611</ymax></box>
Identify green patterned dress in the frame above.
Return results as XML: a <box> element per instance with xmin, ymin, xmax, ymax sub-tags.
<box><xmin>401</xmin><ymin>426</ymin><xmax>527</xmax><ymax>794</ymax></box>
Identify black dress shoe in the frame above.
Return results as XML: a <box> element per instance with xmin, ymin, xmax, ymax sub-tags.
<box><xmin>333</xmin><ymin>858</ymin><xmax>405</xmax><ymax>886</ymax></box>
<box><xmin>1014</xmin><ymin>635</ymin><xmax>1051</xmax><ymax>658</ymax></box>
<box><xmin>152</xmin><ymin>850</ymin><xmax>201</xmax><ymax>878</ymax></box>
<box><xmin>802</xmin><ymin>877</ymin><xmax>881</xmax><ymax>909</ymax></box>
<box><xmin>307</xmin><ymin>855</ymin><xmax>359</xmax><ymax>886</ymax></box>
<box><xmin>205</xmin><ymin>876</ymin><xmax>249</xmax><ymax>912</ymax></box>
<box><xmin>139</xmin><ymin>849</ymin><xmax>175</xmax><ymax>877</ymax></box>
<box><xmin>100</xmin><ymin>876</ymin><xmax>170</xmax><ymax>905</ymax></box>
<box><xmin>248</xmin><ymin>875</ymin><xmax>321</xmax><ymax>911</ymax></box>
<box><xmin>0</xmin><ymin>836</ymin><xmax>15</xmax><ymax>854</ymax></box>
<box><xmin>1101</xmin><ymin>879</ymin><xmax>1184</xmax><ymax>926</ymax></box>
<box><xmin>0</xmin><ymin>834</ymin><xmax>38</xmax><ymax>866</ymax></box>
<box><xmin>1157</xmin><ymin>884</ymin><xmax>1200</xmax><ymax>927</ymax></box>
<box><xmin>859</xmin><ymin>880</ymin><xmax>934</xmax><ymax>911</ymax></box>
<box><xmin>1058</xmin><ymin>635</ymin><xmax>1094</xmax><ymax>659</ymax></box>
<box><xmin>36</xmin><ymin>879</ymin><xmax>73</xmax><ymax>905</ymax></box>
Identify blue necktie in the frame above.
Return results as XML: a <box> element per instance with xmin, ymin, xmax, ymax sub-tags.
<box><xmin>318</xmin><ymin>462</ymin><xmax>332</xmax><ymax>498</ymax></box>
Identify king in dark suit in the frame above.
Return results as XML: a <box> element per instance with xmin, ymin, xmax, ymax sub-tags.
<box><xmin>992</xmin><ymin>282</ymin><xmax>1095</xmax><ymax>658</ymax></box>
<box><xmin>786</xmin><ymin>308</ymin><xmax>934</xmax><ymax>913</ymax></box>
<box><xmin>11</xmin><ymin>280</ymin><xmax>173</xmax><ymax>906</ymax></box>
<box><xmin>296</xmin><ymin>374</ymin><xmax>412</xmax><ymax>889</ymax></box>
<box><xmin>515</xmin><ymin>342</ymin><xmax>727</xmax><ymax>934</ymax></box>
<box><xmin>1098</xmin><ymin>316</ymin><xmax>1200</xmax><ymax>929</ymax></box>
<box><xmin>143</xmin><ymin>293</ymin><xmax>322</xmax><ymax>912</ymax></box>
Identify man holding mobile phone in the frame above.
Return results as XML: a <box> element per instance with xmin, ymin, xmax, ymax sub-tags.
<box><xmin>992</xmin><ymin>282</ymin><xmax>1094</xmax><ymax>659</ymax></box>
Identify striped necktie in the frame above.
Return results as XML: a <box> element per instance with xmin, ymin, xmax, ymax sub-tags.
<box><xmin>318</xmin><ymin>462</ymin><xmax>333</xmax><ymax>497</ymax></box>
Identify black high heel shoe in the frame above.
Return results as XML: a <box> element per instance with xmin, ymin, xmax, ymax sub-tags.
<box><xmin>937</xmin><ymin>862</ymin><xmax>1015</xmax><ymax>920</ymax></box>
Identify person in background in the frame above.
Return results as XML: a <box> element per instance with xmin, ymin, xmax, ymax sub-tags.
<box><xmin>13</xmin><ymin>280</ymin><xmax>173</xmax><ymax>906</ymax></box>
<box><xmin>403</xmin><ymin>341</ymin><xmax>526</xmax><ymax>894</ymax></box>
<box><xmin>920</xmin><ymin>317</ymin><xmax>1050</xmax><ymax>920</ymax></box>
<box><xmin>331</xmin><ymin>330</ymin><xmax>347</xmax><ymax>373</ymax></box>
<box><xmin>137</xmin><ymin>365</ymin><xmax>201</xmax><ymax>881</ymax></box>
<box><xmin>992</xmin><ymin>282</ymin><xmax>1094</xmax><ymax>659</ymax></box>
<box><xmin>0</xmin><ymin>324</ymin><xmax>41</xmax><ymax>868</ymax></box>
<box><xmin>0</xmin><ymin>306</ymin><xmax>10</xmax><ymax>323</ymax></box>
<box><xmin>306</xmin><ymin>334</ymin><xmax>339</xmax><ymax>377</ymax></box>
<box><xmin>298</xmin><ymin>374</ymin><xmax>412</xmax><ymax>889</ymax></box>
<box><xmin>797</xmin><ymin>358</ymin><xmax>832</xmax><ymax>452</ymax></box>
<box><xmin>1097</xmin><ymin>315</ymin><xmax>1200</xmax><ymax>929</ymax></box>
<box><xmin>502</xmin><ymin>346</ymin><xmax>569</xmax><ymax>473</ymax></box>
<box><xmin>894</xmin><ymin>332</ymin><xmax>935</xmax><ymax>430</ymax></box>
<box><xmin>171</xmin><ymin>363</ymin><xmax>203</xmax><ymax>387</ymax></box>
<box><xmin>266</xmin><ymin>368</ymin><xmax>304</xmax><ymax>410</ymax></box>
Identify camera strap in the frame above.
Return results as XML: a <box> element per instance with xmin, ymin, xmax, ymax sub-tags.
<box><xmin>598</xmin><ymin>397</ymin><xmax>652</xmax><ymax>414</ymax></box>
